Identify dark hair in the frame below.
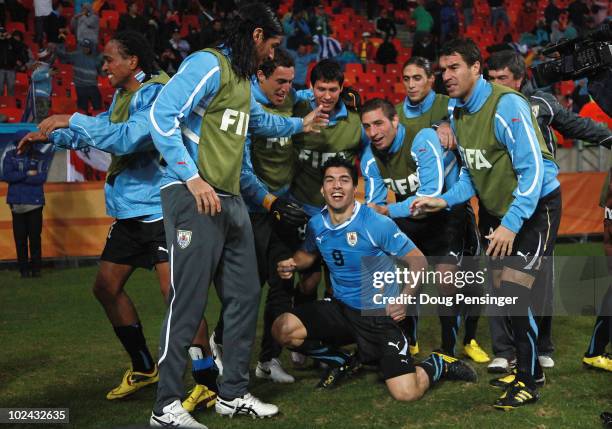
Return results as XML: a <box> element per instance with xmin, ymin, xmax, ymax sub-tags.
<box><xmin>223</xmin><ymin>2</ymin><xmax>283</xmax><ymax>80</ymax></box>
<box><xmin>258</xmin><ymin>47</ymin><xmax>294</xmax><ymax>78</ymax></box>
<box><xmin>402</xmin><ymin>56</ymin><xmax>433</xmax><ymax>77</ymax></box>
<box><xmin>321</xmin><ymin>156</ymin><xmax>358</xmax><ymax>185</ymax></box>
<box><xmin>310</xmin><ymin>59</ymin><xmax>344</xmax><ymax>87</ymax></box>
<box><xmin>361</xmin><ymin>98</ymin><xmax>396</xmax><ymax>121</ymax></box>
<box><xmin>486</xmin><ymin>50</ymin><xmax>526</xmax><ymax>81</ymax></box>
<box><xmin>111</xmin><ymin>31</ymin><xmax>159</xmax><ymax>76</ymax></box>
<box><xmin>439</xmin><ymin>38</ymin><xmax>482</xmax><ymax>69</ymax></box>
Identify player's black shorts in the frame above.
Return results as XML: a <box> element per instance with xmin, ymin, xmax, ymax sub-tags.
<box><xmin>393</xmin><ymin>204</ymin><xmax>467</xmax><ymax>264</ymax></box>
<box><xmin>290</xmin><ymin>298</ymin><xmax>415</xmax><ymax>379</ymax></box>
<box><xmin>274</xmin><ymin>216</ymin><xmax>322</xmax><ymax>275</ymax></box>
<box><xmin>101</xmin><ymin>218</ymin><xmax>168</xmax><ymax>269</ymax></box>
<box><xmin>478</xmin><ymin>187</ymin><xmax>562</xmax><ymax>275</ymax></box>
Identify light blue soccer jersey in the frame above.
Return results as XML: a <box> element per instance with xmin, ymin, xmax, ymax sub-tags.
<box><xmin>303</xmin><ymin>202</ymin><xmax>416</xmax><ymax>310</ymax></box>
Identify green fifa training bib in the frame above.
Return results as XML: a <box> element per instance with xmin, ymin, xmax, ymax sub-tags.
<box><xmin>396</xmin><ymin>93</ymin><xmax>449</xmax><ymax>144</ymax></box>
<box><xmin>106</xmin><ymin>71</ymin><xmax>170</xmax><ymax>181</ymax></box>
<box><xmin>372</xmin><ymin>131</ymin><xmax>419</xmax><ymax>202</ymax></box>
<box><xmin>197</xmin><ymin>48</ymin><xmax>251</xmax><ymax>195</ymax></box>
<box><xmin>250</xmin><ymin>93</ymin><xmax>295</xmax><ymax>191</ymax></box>
<box><xmin>453</xmin><ymin>83</ymin><xmax>554</xmax><ymax>217</ymax></box>
<box><xmin>291</xmin><ymin>100</ymin><xmax>362</xmax><ymax>207</ymax></box>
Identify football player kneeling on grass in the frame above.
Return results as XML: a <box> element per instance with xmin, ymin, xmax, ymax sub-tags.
<box><xmin>272</xmin><ymin>156</ymin><xmax>478</xmax><ymax>399</ymax></box>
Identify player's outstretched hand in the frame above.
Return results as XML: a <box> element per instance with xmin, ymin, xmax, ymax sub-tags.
<box><xmin>17</xmin><ymin>131</ymin><xmax>48</xmax><ymax>154</ymax></box>
<box><xmin>270</xmin><ymin>197</ymin><xmax>308</xmax><ymax>227</ymax></box>
<box><xmin>387</xmin><ymin>301</ymin><xmax>407</xmax><ymax>322</ymax></box>
<box><xmin>38</xmin><ymin>114</ymin><xmax>72</xmax><ymax>136</ymax></box>
<box><xmin>410</xmin><ymin>197</ymin><xmax>447</xmax><ymax>216</ymax></box>
<box><xmin>485</xmin><ymin>224</ymin><xmax>516</xmax><ymax>260</ymax></box>
<box><xmin>302</xmin><ymin>105</ymin><xmax>329</xmax><ymax>133</ymax></box>
<box><xmin>367</xmin><ymin>203</ymin><xmax>389</xmax><ymax>216</ymax></box>
<box><xmin>277</xmin><ymin>258</ymin><xmax>297</xmax><ymax>279</ymax></box>
<box><xmin>186</xmin><ymin>176</ymin><xmax>221</xmax><ymax>215</ymax></box>
<box><xmin>436</xmin><ymin>122</ymin><xmax>456</xmax><ymax>150</ymax></box>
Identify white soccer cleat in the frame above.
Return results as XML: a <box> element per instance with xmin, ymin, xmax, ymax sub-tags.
<box><xmin>209</xmin><ymin>332</ymin><xmax>223</xmax><ymax>376</ymax></box>
<box><xmin>538</xmin><ymin>355</ymin><xmax>555</xmax><ymax>368</ymax></box>
<box><xmin>150</xmin><ymin>399</ymin><xmax>207</xmax><ymax>428</ymax></box>
<box><xmin>255</xmin><ymin>358</ymin><xmax>295</xmax><ymax>383</ymax></box>
<box><xmin>215</xmin><ymin>393</ymin><xmax>279</xmax><ymax>418</ymax></box>
<box><xmin>487</xmin><ymin>357</ymin><xmax>514</xmax><ymax>373</ymax></box>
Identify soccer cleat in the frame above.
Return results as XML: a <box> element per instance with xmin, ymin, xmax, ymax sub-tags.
<box><xmin>583</xmin><ymin>354</ymin><xmax>612</xmax><ymax>372</ymax></box>
<box><xmin>255</xmin><ymin>358</ymin><xmax>295</xmax><ymax>383</ymax></box>
<box><xmin>151</xmin><ymin>399</ymin><xmax>207</xmax><ymax>428</ymax></box>
<box><xmin>464</xmin><ymin>339</ymin><xmax>490</xmax><ymax>363</ymax></box>
<box><xmin>434</xmin><ymin>352</ymin><xmax>478</xmax><ymax>383</ymax></box>
<box><xmin>106</xmin><ymin>366</ymin><xmax>159</xmax><ymax>400</ymax></box>
<box><xmin>182</xmin><ymin>384</ymin><xmax>217</xmax><ymax>412</ymax></box>
<box><xmin>316</xmin><ymin>355</ymin><xmax>361</xmax><ymax>389</ymax></box>
<box><xmin>409</xmin><ymin>342</ymin><xmax>419</xmax><ymax>356</ymax></box>
<box><xmin>215</xmin><ymin>393</ymin><xmax>278</xmax><ymax>418</ymax></box>
<box><xmin>489</xmin><ymin>369</ymin><xmax>546</xmax><ymax>389</ymax></box>
<box><xmin>209</xmin><ymin>332</ymin><xmax>223</xmax><ymax>376</ymax></box>
<box><xmin>487</xmin><ymin>357</ymin><xmax>515</xmax><ymax>374</ymax></box>
<box><xmin>538</xmin><ymin>355</ymin><xmax>555</xmax><ymax>368</ymax></box>
<box><xmin>493</xmin><ymin>381</ymin><xmax>539</xmax><ymax>410</ymax></box>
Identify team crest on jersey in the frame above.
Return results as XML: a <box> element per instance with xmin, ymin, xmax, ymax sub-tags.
<box><xmin>177</xmin><ymin>230</ymin><xmax>192</xmax><ymax>249</ymax></box>
<box><xmin>346</xmin><ymin>231</ymin><xmax>358</xmax><ymax>247</ymax></box>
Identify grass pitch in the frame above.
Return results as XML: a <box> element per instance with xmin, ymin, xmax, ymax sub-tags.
<box><xmin>1</xmin><ymin>243</ymin><xmax>610</xmax><ymax>428</ymax></box>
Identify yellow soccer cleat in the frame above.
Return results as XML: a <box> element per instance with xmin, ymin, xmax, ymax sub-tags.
<box><xmin>489</xmin><ymin>369</ymin><xmax>545</xmax><ymax>389</ymax></box>
<box><xmin>409</xmin><ymin>342</ymin><xmax>419</xmax><ymax>356</ymax></box>
<box><xmin>464</xmin><ymin>339</ymin><xmax>491</xmax><ymax>363</ymax></box>
<box><xmin>106</xmin><ymin>366</ymin><xmax>159</xmax><ymax>400</ymax></box>
<box><xmin>583</xmin><ymin>354</ymin><xmax>612</xmax><ymax>372</ymax></box>
<box><xmin>182</xmin><ymin>384</ymin><xmax>217</xmax><ymax>412</ymax></box>
<box><xmin>493</xmin><ymin>381</ymin><xmax>539</xmax><ymax>410</ymax></box>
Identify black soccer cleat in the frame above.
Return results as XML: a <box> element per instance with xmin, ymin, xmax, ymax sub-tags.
<box><xmin>493</xmin><ymin>381</ymin><xmax>540</xmax><ymax>410</ymax></box>
<box><xmin>434</xmin><ymin>352</ymin><xmax>478</xmax><ymax>383</ymax></box>
<box><xmin>316</xmin><ymin>355</ymin><xmax>361</xmax><ymax>389</ymax></box>
<box><xmin>489</xmin><ymin>369</ymin><xmax>545</xmax><ymax>389</ymax></box>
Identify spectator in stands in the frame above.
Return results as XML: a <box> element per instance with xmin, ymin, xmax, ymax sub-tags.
<box><xmin>439</xmin><ymin>0</ymin><xmax>458</xmax><ymax>44</ymax></box>
<box><xmin>335</xmin><ymin>41</ymin><xmax>360</xmax><ymax>70</ymax></box>
<box><xmin>3</xmin><ymin>133</ymin><xmax>52</xmax><ymax>278</ymax></box>
<box><xmin>34</xmin><ymin>0</ymin><xmax>52</xmax><ymax>44</ymax></box>
<box><xmin>158</xmin><ymin>45</ymin><xmax>181</xmax><ymax>75</ymax></box>
<box><xmin>287</xmin><ymin>36</ymin><xmax>318</xmax><ymax>89</ymax></box>
<box><xmin>534</xmin><ymin>19</ymin><xmax>550</xmax><ymax>46</ymax></box>
<box><xmin>462</xmin><ymin>0</ymin><xmax>474</xmax><ymax>28</ymax></box>
<box><xmin>567</xmin><ymin>0</ymin><xmax>589</xmax><ymax>33</ymax></box>
<box><xmin>550</xmin><ymin>20</ymin><xmax>563</xmax><ymax>43</ymax></box>
<box><xmin>31</xmin><ymin>48</ymin><xmax>53</xmax><ymax>122</ymax></box>
<box><xmin>488</xmin><ymin>0</ymin><xmax>510</xmax><ymax>33</ymax></box>
<box><xmin>46</xmin><ymin>3</ymin><xmax>68</xmax><ymax>45</ymax></box>
<box><xmin>544</xmin><ymin>0</ymin><xmax>561</xmax><ymax>29</ymax></box>
<box><xmin>0</xmin><ymin>26</ymin><xmax>17</xmax><ymax>96</ymax></box>
<box><xmin>358</xmin><ymin>31</ymin><xmax>375</xmax><ymax>65</ymax></box>
<box><xmin>425</xmin><ymin>0</ymin><xmax>441</xmax><ymax>39</ymax></box>
<box><xmin>563</xmin><ymin>20</ymin><xmax>578</xmax><ymax>40</ymax></box>
<box><xmin>376</xmin><ymin>8</ymin><xmax>397</xmax><ymax>40</ymax></box>
<box><xmin>117</xmin><ymin>2</ymin><xmax>147</xmax><ymax>34</ymax></box>
<box><xmin>366</xmin><ymin>0</ymin><xmax>378</xmax><ymax>20</ymax></box>
<box><xmin>168</xmin><ymin>26</ymin><xmax>190</xmax><ymax>59</ymax></box>
<box><xmin>71</xmin><ymin>3</ymin><xmax>99</xmax><ymax>45</ymax></box>
<box><xmin>309</xmin><ymin>4</ymin><xmax>330</xmax><ymax>36</ymax></box>
<box><xmin>375</xmin><ymin>36</ymin><xmax>397</xmax><ymax>65</ymax></box>
<box><xmin>7</xmin><ymin>0</ymin><xmax>30</xmax><ymax>32</ymax></box>
<box><xmin>518</xmin><ymin>0</ymin><xmax>538</xmax><ymax>35</ymax></box>
<box><xmin>54</xmin><ymin>38</ymin><xmax>102</xmax><ymax>113</ymax></box>
<box><xmin>412</xmin><ymin>0</ymin><xmax>433</xmax><ymax>47</ymax></box>
<box><xmin>571</xmin><ymin>78</ymin><xmax>590</xmax><ymax>113</ymax></box>
<box><xmin>11</xmin><ymin>30</ymin><xmax>32</xmax><ymax>73</ymax></box>
<box><xmin>486</xmin><ymin>34</ymin><xmax>527</xmax><ymax>55</ymax></box>
<box><xmin>411</xmin><ymin>32</ymin><xmax>437</xmax><ymax>63</ymax></box>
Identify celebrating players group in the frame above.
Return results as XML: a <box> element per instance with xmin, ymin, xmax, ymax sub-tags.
<box><xmin>17</xmin><ymin>2</ymin><xmax>611</xmax><ymax>428</ymax></box>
